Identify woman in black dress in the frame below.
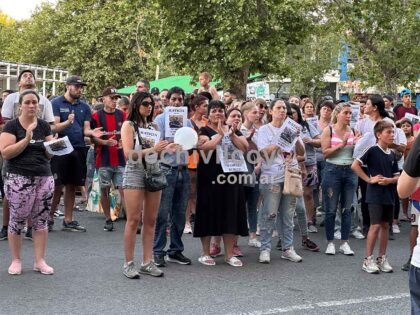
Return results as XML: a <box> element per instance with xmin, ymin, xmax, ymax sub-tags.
<box><xmin>194</xmin><ymin>101</ymin><xmax>249</xmax><ymax>267</ymax></box>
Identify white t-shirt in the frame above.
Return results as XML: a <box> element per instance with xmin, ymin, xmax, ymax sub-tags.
<box><xmin>1</xmin><ymin>92</ymin><xmax>54</xmax><ymax>123</ymax></box>
<box><xmin>257</xmin><ymin>123</ymin><xmax>298</xmax><ymax>184</ymax></box>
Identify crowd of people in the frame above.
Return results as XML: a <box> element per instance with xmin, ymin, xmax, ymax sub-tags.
<box><xmin>0</xmin><ymin>70</ymin><xmax>419</xmax><ymax>300</ymax></box>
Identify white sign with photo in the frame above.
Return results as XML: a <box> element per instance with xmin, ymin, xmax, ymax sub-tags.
<box><xmin>138</xmin><ymin>128</ymin><xmax>161</xmax><ymax>149</ymax></box>
<box><xmin>44</xmin><ymin>136</ymin><xmax>74</xmax><ymax>156</ymax></box>
<box><xmin>305</xmin><ymin>116</ymin><xmax>319</xmax><ymax>130</ymax></box>
<box><xmin>216</xmin><ymin>134</ymin><xmax>248</xmax><ymax>173</ymax></box>
<box><xmin>405</xmin><ymin>113</ymin><xmax>420</xmax><ymax>125</ymax></box>
<box><xmin>164</xmin><ymin>107</ymin><xmax>188</xmax><ymax>138</ymax></box>
<box><xmin>350</xmin><ymin>104</ymin><xmax>360</xmax><ymax>128</ymax></box>
<box><xmin>276</xmin><ymin>118</ymin><xmax>302</xmax><ymax>153</ymax></box>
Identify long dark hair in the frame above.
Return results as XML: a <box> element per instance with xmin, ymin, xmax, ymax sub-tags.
<box><xmin>369</xmin><ymin>94</ymin><xmax>389</xmax><ymax>119</ymax></box>
<box><xmin>290</xmin><ymin>103</ymin><xmax>309</xmax><ymax>130</ymax></box>
<box><xmin>127</xmin><ymin>92</ymin><xmax>154</xmax><ymax>126</ymax></box>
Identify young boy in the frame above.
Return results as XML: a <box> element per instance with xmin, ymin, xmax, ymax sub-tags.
<box><xmin>198</xmin><ymin>72</ymin><xmax>220</xmax><ymax>100</ymax></box>
<box><xmin>352</xmin><ymin>120</ymin><xmax>400</xmax><ymax>274</ymax></box>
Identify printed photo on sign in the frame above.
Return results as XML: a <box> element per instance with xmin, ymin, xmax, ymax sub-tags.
<box><xmin>350</xmin><ymin>104</ymin><xmax>360</xmax><ymax>128</ymax></box>
<box><xmin>305</xmin><ymin>116</ymin><xmax>318</xmax><ymax>130</ymax></box>
<box><xmin>214</xmin><ymin>134</ymin><xmax>248</xmax><ymax>173</ymax></box>
<box><xmin>165</xmin><ymin>107</ymin><xmax>188</xmax><ymax>138</ymax></box>
<box><xmin>405</xmin><ymin>113</ymin><xmax>420</xmax><ymax>125</ymax></box>
<box><xmin>138</xmin><ymin>128</ymin><xmax>161</xmax><ymax>149</ymax></box>
<box><xmin>44</xmin><ymin>136</ymin><xmax>74</xmax><ymax>156</ymax></box>
<box><xmin>276</xmin><ymin>118</ymin><xmax>302</xmax><ymax>152</ymax></box>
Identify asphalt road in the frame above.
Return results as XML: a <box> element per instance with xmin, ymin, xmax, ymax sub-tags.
<box><xmin>0</xmin><ymin>208</ymin><xmax>412</xmax><ymax>314</ymax></box>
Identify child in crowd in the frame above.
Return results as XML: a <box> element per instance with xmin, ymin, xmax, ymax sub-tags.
<box><xmin>352</xmin><ymin>120</ymin><xmax>400</xmax><ymax>274</ymax></box>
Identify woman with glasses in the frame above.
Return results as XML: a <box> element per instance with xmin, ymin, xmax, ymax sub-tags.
<box><xmin>254</xmin><ymin>98</ymin><xmax>268</xmax><ymax>128</ymax></box>
<box><xmin>300</xmin><ymin>99</ymin><xmax>321</xmax><ymax>233</ymax></box>
<box><xmin>120</xmin><ymin>92</ymin><xmax>174</xmax><ymax>279</ymax></box>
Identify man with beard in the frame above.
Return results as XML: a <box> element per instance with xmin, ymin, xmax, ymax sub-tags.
<box><xmin>0</xmin><ymin>70</ymin><xmax>55</xmax><ymax>241</ymax></box>
<box><xmin>49</xmin><ymin>76</ymin><xmax>101</xmax><ymax>232</ymax></box>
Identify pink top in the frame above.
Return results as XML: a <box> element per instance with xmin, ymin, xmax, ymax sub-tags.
<box><xmin>330</xmin><ymin>128</ymin><xmax>355</xmax><ymax>147</ymax></box>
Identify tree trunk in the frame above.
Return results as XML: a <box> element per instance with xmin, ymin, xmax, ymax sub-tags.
<box><xmin>226</xmin><ymin>65</ymin><xmax>250</xmax><ymax>100</ymax></box>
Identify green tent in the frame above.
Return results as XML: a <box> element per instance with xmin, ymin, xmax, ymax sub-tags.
<box><xmin>117</xmin><ymin>74</ymin><xmax>262</xmax><ymax>94</ymax></box>
<box><xmin>117</xmin><ymin>75</ymin><xmax>218</xmax><ymax>95</ymax></box>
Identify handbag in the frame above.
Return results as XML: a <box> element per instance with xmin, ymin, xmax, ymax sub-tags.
<box><xmin>133</xmin><ymin>122</ymin><xmax>168</xmax><ymax>192</ymax></box>
<box><xmin>283</xmin><ymin>162</ymin><xmax>303</xmax><ymax>197</ymax></box>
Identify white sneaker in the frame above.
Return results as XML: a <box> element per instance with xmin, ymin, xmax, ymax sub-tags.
<box><xmin>334</xmin><ymin>231</ymin><xmax>341</xmax><ymax>240</ymax></box>
<box><xmin>392</xmin><ymin>224</ymin><xmax>400</xmax><ymax>234</ymax></box>
<box><xmin>377</xmin><ymin>255</ymin><xmax>393</xmax><ymax>273</ymax></box>
<box><xmin>362</xmin><ymin>256</ymin><xmax>380</xmax><ymax>274</ymax></box>
<box><xmin>351</xmin><ymin>230</ymin><xmax>365</xmax><ymax>239</ymax></box>
<box><xmin>339</xmin><ymin>242</ymin><xmax>355</xmax><ymax>256</ymax></box>
<box><xmin>272</xmin><ymin>230</ymin><xmax>279</xmax><ymax>238</ymax></box>
<box><xmin>308</xmin><ymin>224</ymin><xmax>318</xmax><ymax>233</ymax></box>
<box><xmin>325</xmin><ymin>242</ymin><xmax>336</xmax><ymax>255</ymax></box>
<box><xmin>259</xmin><ymin>250</ymin><xmax>270</xmax><ymax>263</ymax></box>
<box><xmin>183</xmin><ymin>223</ymin><xmax>192</xmax><ymax>234</ymax></box>
<box><xmin>248</xmin><ymin>238</ymin><xmax>261</xmax><ymax>248</ymax></box>
<box><xmin>281</xmin><ymin>246</ymin><xmax>302</xmax><ymax>262</ymax></box>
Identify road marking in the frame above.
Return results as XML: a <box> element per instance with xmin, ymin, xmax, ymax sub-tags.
<box><xmin>228</xmin><ymin>293</ymin><xmax>410</xmax><ymax>315</ymax></box>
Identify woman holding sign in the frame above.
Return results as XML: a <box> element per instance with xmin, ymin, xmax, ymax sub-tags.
<box><xmin>120</xmin><ymin>92</ymin><xmax>172</xmax><ymax>279</ymax></box>
<box><xmin>256</xmin><ymin>99</ymin><xmax>305</xmax><ymax>264</ymax></box>
<box><xmin>194</xmin><ymin>100</ymin><xmax>249</xmax><ymax>267</ymax></box>
<box><xmin>0</xmin><ymin>90</ymin><xmax>55</xmax><ymax>275</ymax></box>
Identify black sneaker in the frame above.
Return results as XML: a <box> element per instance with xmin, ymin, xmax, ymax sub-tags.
<box><xmin>302</xmin><ymin>238</ymin><xmax>320</xmax><ymax>252</ymax></box>
<box><xmin>167</xmin><ymin>252</ymin><xmax>192</xmax><ymax>265</ymax></box>
<box><xmin>62</xmin><ymin>220</ymin><xmax>87</xmax><ymax>232</ymax></box>
<box><xmin>24</xmin><ymin>227</ymin><xmax>33</xmax><ymax>240</ymax></box>
<box><xmin>154</xmin><ymin>255</ymin><xmax>166</xmax><ymax>267</ymax></box>
<box><xmin>276</xmin><ymin>239</ymin><xmax>282</xmax><ymax>251</ymax></box>
<box><xmin>48</xmin><ymin>220</ymin><xmax>54</xmax><ymax>232</ymax></box>
<box><xmin>104</xmin><ymin>219</ymin><xmax>114</xmax><ymax>232</ymax></box>
<box><xmin>402</xmin><ymin>255</ymin><xmax>412</xmax><ymax>271</ymax></box>
<box><xmin>0</xmin><ymin>226</ymin><xmax>8</xmax><ymax>240</ymax></box>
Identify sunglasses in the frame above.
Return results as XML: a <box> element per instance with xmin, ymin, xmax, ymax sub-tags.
<box><xmin>141</xmin><ymin>101</ymin><xmax>154</xmax><ymax>107</ymax></box>
<box><xmin>259</xmin><ymin>104</ymin><xmax>268</xmax><ymax>109</ymax></box>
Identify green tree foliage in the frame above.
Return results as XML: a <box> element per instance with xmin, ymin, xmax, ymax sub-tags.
<box><xmin>329</xmin><ymin>0</ymin><xmax>420</xmax><ymax>93</ymax></box>
<box><xmin>155</xmin><ymin>0</ymin><xmax>319</xmax><ymax>98</ymax></box>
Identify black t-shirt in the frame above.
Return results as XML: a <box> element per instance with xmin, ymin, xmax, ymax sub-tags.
<box><xmin>404</xmin><ymin>135</ymin><xmax>420</xmax><ymax>177</ymax></box>
<box><xmin>3</xmin><ymin>118</ymin><xmax>52</xmax><ymax>176</ymax></box>
<box><xmin>358</xmin><ymin>144</ymin><xmax>399</xmax><ymax>205</ymax></box>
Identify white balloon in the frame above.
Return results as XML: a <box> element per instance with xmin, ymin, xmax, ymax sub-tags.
<box><xmin>174</xmin><ymin>127</ymin><xmax>198</xmax><ymax>150</ymax></box>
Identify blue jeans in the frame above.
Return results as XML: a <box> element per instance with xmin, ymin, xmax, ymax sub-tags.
<box><xmin>335</xmin><ymin>191</ymin><xmax>361</xmax><ymax>233</ymax></box>
<box><xmin>322</xmin><ymin>162</ymin><xmax>357</xmax><ymax>241</ymax></box>
<box><xmin>410</xmin><ymin>265</ymin><xmax>420</xmax><ymax>314</ymax></box>
<box><xmin>244</xmin><ymin>185</ymin><xmax>259</xmax><ymax>233</ymax></box>
<box><xmin>153</xmin><ymin>167</ymin><xmax>190</xmax><ymax>256</ymax></box>
<box><xmin>259</xmin><ymin>183</ymin><xmax>295</xmax><ymax>251</ymax></box>
<box><xmin>276</xmin><ymin>195</ymin><xmax>308</xmax><ymax>238</ymax></box>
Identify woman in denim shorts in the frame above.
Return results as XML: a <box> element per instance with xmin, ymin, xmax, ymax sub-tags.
<box><xmin>120</xmin><ymin>92</ymin><xmax>174</xmax><ymax>279</ymax></box>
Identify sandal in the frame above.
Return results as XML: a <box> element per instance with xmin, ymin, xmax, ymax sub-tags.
<box><xmin>198</xmin><ymin>255</ymin><xmax>216</xmax><ymax>266</ymax></box>
<box><xmin>225</xmin><ymin>256</ymin><xmax>243</xmax><ymax>267</ymax></box>
<box><xmin>8</xmin><ymin>259</ymin><xmax>22</xmax><ymax>275</ymax></box>
<box><xmin>33</xmin><ymin>261</ymin><xmax>54</xmax><ymax>275</ymax></box>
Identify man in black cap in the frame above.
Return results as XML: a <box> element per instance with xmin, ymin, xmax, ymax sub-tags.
<box><xmin>0</xmin><ymin>69</ymin><xmax>56</xmax><ymax>241</ymax></box>
<box><xmin>49</xmin><ymin>75</ymin><xmax>102</xmax><ymax>232</ymax></box>
<box><xmin>91</xmin><ymin>86</ymin><xmax>126</xmax><ymax>232</ymax></box>
<box><xmin>151</xmin><ymin>87</ymin><xmax>160</xmax><ymax>97</ymax></box>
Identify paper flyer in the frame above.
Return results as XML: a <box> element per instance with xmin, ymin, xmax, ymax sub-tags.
<box><xmin>44</xmin><ymin>136</ymin><xmax>74</xmax><ymax>156</ymax></box>
<box><xmin>138</xmin><ymin>128</ymin><xmax>161</xmax><ymax>149</ymax></box>
<box><xmin>216</xmin><ymin>134</ymin><xmax>248</xmax><ymax>173</ymax></box>
<box><xmin>165</xmin><ymin>107</ymin><xmax>188</xmax><ymax>138</ymax></box>
<box><xmin>276</xmin><ymin>117</ymin><xmax>302</xmax><ymax>152</ymax></box>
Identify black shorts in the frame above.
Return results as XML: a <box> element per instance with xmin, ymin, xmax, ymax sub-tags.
<box><xmin>51</xmin><ymin>147</ymin><xmax>88</xmax><ymax>186</ymax></box>
<box><xmin>368</xmin><ymin>204</ymin><xmax>393</xmax><ymax>225</ymax></box>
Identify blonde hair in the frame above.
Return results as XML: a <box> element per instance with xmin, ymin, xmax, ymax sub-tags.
<box><xmin>331</xmin><ymin>102</ymin><xmax>351</xmax><ymax>124</ymax></box>
<box><xmin>199</xmin><ymin>72</ymin><xmax>212</xmax><ymax>80</ymax></box>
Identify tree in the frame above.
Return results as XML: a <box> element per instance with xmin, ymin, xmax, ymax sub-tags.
<box><xmin>154</xmin><ymin>0</ymin><xmax>320</xmax><ymax>98</ymax></box>
<box><xmin>328</xmin><ymin>0</ymin><xmax>420</xmax><ymax>93</ymax></box>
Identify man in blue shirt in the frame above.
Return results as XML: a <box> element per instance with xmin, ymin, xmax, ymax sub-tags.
<box><xmin>153</xmin><ymin>86</ymin><xmax>193</xmax><ymax>266</ymax></box>
<box><xmin>49</xmin><ymin>76</ymin><xmax>100</xmax><ymax>232</ymax></box>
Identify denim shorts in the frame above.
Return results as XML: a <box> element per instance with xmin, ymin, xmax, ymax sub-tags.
<box><xmin>86</xmin><ymin>147</ymin><xmax>95</xmax><ymax>180</ymax></box>
<box><xmin>98</xmin><ymin>166</ymin><xmax>124</xmax><ymax>189</ymax></box>
<box><xmin>122</xmin><ymin>160</ymin><xmax>162</xmax><ymax>190</ymax></box>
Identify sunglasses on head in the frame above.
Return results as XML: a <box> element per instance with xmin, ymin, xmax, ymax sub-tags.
<box><xmin>140</xmin><ymin>101</ymin><xmax>154</xmax><ymax>107</ymax></box>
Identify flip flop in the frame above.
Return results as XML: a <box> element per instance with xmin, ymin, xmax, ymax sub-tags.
<box><xmin>198</xmin><ymin>255</ymin><xmax>216</xmax><ymax>266</ymax></box>
<box><xmin>225</xmin><ymin>256</ymin><xmax>243</xmax><ymax>267</ymax></box>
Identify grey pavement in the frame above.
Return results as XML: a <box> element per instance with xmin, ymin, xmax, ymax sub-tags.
<box><xmin>0</xmin><ymin>209</ymin><xmax>412</xmax><ymax>314</ymax></box>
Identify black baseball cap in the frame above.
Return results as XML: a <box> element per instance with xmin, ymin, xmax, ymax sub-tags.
<box><xmin>66</xmin><ymin>75</ymin><xmax>87</xmax><ymax>86</ymax></box>
<box><xmin>18</xmin><ymin>69</ymin><xmax>35</xmax><ymax>81</ymax></box>
<box><xmin>151</xmin><ymin>87</ymin><xmax>160</xmax><ymax>95</ymax></box>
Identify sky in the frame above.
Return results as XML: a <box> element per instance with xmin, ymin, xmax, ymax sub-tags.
<box><xmin>0</xmin><ymin>0</ymin><xmax>56</xmax><ymax>21</ymax></box>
